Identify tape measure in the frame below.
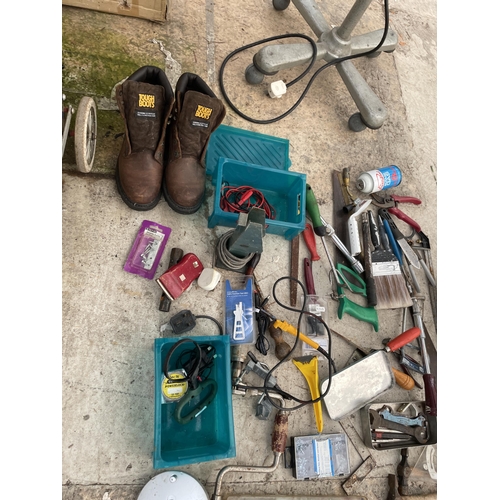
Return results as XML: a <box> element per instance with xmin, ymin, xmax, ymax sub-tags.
<box><xmin>161</xmin><ymin>370</ymin><xmax>189</xmax><ymax>402</ymax></box>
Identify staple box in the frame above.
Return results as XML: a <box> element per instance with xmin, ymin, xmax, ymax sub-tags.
<box><xmin>208</xmin><ymin>158</ymin><xmax>306</xmax><ymax>240</ymax></box>
<box><xmin>153</xmin><ymin>335</ymin><xmax>235</xmax><ymax>468</ymax></box>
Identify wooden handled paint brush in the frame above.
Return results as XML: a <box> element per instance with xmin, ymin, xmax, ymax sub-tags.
<box><xmin>366</xmin><ymin>210</ymin><xmax>412</xmax><ymax>310</ymax></box>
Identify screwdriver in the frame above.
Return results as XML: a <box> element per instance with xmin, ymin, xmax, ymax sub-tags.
<box><xmin>302</xmin><ymin>223</ymin><xmax>320</xmax><ymax>261</ymax></box>
<box><xmin>306</xmin><ymin>184</ymin><xmax>363</xmax><ymax>274</ymax></box>
<box><xmin>305</xmin><ymin>184</ymin><xmax>327</xmax><ymax>237</ymax></box>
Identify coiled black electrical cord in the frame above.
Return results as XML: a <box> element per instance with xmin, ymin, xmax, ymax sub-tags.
<box><xmin>254</xmin><ymin>276</ymin><xmax>336</xmax><ymax>413</ymax></box>
<box><xmin>218</xmin><ymin>0</ymin><xmax>390</xmax><ymax>124</ymax></box>
<box><xmin>163</xmin><ymin>338</ymin><xmax>216</xmax><ymax>390</ymax></box>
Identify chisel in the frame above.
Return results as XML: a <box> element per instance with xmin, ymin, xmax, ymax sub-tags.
<box><xmin>290</xmin><ymin>235</ymin><xmax>300</xmax><ymax>307</ymax></box>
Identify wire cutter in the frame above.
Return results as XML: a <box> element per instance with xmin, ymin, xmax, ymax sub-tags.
<box><xmin>370</xmin><ymin>194</ymin><xmax>422</xmax><ymax>232</ymax></box>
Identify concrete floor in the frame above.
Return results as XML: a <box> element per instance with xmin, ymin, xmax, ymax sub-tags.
<box><xmin>61</xmin><ymin>0</ymin><xmax>437</xmax><ymax>498</ymax></box>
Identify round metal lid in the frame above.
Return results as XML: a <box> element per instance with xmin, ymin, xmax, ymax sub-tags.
<box><xmin>137</xmin><ymin>471</ymin><xmax>210</xmax><ymax>500</ymax></box>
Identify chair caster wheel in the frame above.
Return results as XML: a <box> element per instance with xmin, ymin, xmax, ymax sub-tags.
<box><xmin>273</xmin><ymin>0</ymin><xmax>290</xmax><ymax>10</ymax></box>
<box><xmin>245</xmin><ymin>64</ymin><xmax>265</xmax><ymax>85</ymax></box>
<box><xmin>348</xmin><ymin>113</ymin><xmax>367</xmax><ymax>132</ymax></box>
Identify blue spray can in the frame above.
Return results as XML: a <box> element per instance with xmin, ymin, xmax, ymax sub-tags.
<box><xmin>356</xmin><ymin>165</ymin><xmax>402</xmax><ymax>194</ymax></box>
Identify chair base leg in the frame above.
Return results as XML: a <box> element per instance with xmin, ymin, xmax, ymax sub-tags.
<box><xmin>246</xmin><ymin>0</ymin><xmax>398</xmax><ymax>130</ymax></box>
<box><xmin>337</xmin><ymin>60</ymin><xmax>387</xmax><ymax>129</ymax></box>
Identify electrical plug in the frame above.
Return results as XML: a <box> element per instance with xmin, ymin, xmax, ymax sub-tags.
<box><xmin>159</xmin><ymin>309</ymin><xmax>197</xmax><ymax>335</ymax></box>
<box><xmin>268</xmin><ymin>80</ymin><xmax>287</xmax><ymax>99</ymax></box>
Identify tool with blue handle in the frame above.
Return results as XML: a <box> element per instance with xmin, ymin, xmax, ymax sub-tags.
<box><xmin>380</xmin><ymin>215</ymin><xmax>403</xmax><ymax>266</ymax></box>
<box><xmin>379</xmin><ymin>209</ymin><xmax>420</xmax><ymax>269</ymax></box>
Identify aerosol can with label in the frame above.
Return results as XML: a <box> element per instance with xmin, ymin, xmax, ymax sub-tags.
<box><xmin>356</xmin><ymin>165</ymin><xmax>402</xmax><ymax>194</ymax></box>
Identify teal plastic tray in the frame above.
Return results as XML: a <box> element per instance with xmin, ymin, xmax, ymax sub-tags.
<box><xmin>208</xmin><ymin>158</ymin><xmax>306</xmax><ymax>240</ymax></box>
<box><xmin>205</xmin><ymin>124</ymin><xmax>292</xmax><ymax>178</ymax></box>
<box><xmin>153</xmin><ymin>335</ymin><xmax>235</xmax><ymax>469</ymax></box>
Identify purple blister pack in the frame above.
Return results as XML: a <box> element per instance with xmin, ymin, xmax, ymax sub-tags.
<box><xmin>124</xmin><ymin>220</ymin><xmax>172</xmax><ymax>279</ymax></box>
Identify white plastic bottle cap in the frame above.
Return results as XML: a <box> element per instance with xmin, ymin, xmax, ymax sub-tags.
<box><xmin>197</xmin><ymin>268</ymin><xmax>222</xmax><ymax>291</ymax></box>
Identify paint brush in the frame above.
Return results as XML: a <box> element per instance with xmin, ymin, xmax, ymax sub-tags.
<box><xmin>367</xmin><ymin>210</ymin><xmax>412</xmax><ymax>310</ymax></box>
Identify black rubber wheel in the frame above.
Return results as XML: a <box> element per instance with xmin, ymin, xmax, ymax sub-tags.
<box><xmin>273</xmin><ymin>0</ymin><xmax>290</xmax><ymax>10</ymax></box>
<box><xmin>245</xmin><ymin>64</ymin><xmax>265</xmax><ymax>85</ymax></box>
<box><xmin>348</xmin><ymin>113</ymin><xmax>367</xmax><ymax>132</ymax></box>
<box><xmin>74</xmin><ymin>96</ymin><xmax>97</xmax><ymax>173</ymax></box>
<box><xmin>366</xmin><ymin>51</ymin><xmax>381</xmax><ymax>59</ymax></box>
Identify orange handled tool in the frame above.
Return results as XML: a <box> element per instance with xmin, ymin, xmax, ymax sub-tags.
<box><xmin>392</xmin><ymin>368</ymin><xmax>415</xmax><ymax>390</ymax></box>
<box><xmin>385</xmin><ymin>327</ymin><xmax>421</xmax><ymax>390</ymax></box>
<box><xmin>384</xmin><ymin>327</ymin><xmax>421</xmax><ymax>353</ymax></box>
<box><xmin>302</xmin><ymin>223</ymin><xmax>320</xmax><ymax>261</ymax></box>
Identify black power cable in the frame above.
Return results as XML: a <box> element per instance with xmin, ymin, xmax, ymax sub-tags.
<box><xmin>255</xmin><ymin>276</ymin><xmax>336</xmax><ymax>413</ymax></box>
<box><xmin>163</xmin><ymin>338</ymin><xmax>216</xmax><ymax>390</ymax></box>
<box><xmin>218</xmin><ymin>0</ymin><xmax>390</xmax><ymax>124</ymax></box>
<box><xmin>254</xmin><ymin>291</ymin><xmax>271</xmax><ymax>355</ymax></box>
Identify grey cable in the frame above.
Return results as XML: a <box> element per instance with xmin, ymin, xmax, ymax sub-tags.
<box><xmin>216</xmin><ymin>230</ymin><xmax>255</xmax><ymax>270</ymax></box>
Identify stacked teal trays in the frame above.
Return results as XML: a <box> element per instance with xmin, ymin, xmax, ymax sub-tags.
<box><xmin>205</xmin><ymin>125</ymin><xmax>306</xmax><ymax>240</ymax></box>
<box><xmin>205</xmin><ymin>124</ymin><xmax>292</xmax><ymax>178</ymax></box>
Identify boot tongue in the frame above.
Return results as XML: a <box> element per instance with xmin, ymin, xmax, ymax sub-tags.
<box><xmin>177</xmin><ymin>90</ymin><xmax>224</xmax><ymax>158</ymax></box>
<box><xmin>123</xmin><ymin>80</ymin><xmax>166</xmax><ymax>152</ymax></box>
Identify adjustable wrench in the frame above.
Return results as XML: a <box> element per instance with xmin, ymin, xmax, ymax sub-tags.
<box><xmin>378</xmin><ymin>406</ymin><xmax>426</xmax><ymax>427</ymax></box>
<box><xmin>370</xmin><ymin>410</ymin><xmax>429</xmax><ymax>444</ymax></box>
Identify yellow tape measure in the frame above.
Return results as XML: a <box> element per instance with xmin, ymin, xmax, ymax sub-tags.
<box><xmin>161</xmin><ymin>370</ymin><xmax>189</xmax><ymax>402</ymax></box>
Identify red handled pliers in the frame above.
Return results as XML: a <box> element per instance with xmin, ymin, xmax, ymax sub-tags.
<box><xmin>370</xmin><ymin>193</ymin><xmax>422</xmax><ymax>232</ymax></box>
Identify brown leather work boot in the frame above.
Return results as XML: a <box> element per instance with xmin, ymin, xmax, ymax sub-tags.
<box><xmin>163</xmin><ymin>73</ymin><xmax>225</xmax><ymax>214</ymax></box>
<box><xmin>115</xmin><ymin>66</ymin><xmax>174</xmax><ymax>210</ymax></box>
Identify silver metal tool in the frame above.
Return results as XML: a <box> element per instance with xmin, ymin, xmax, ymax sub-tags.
<box><xmin>212</xmin><ymin>411</ymin><xmax>288</xmax><ymax>500</ymax></box>
<box><xmin>379</xmin><ymin>209</ymin><xmax>420</xmax><ymax>269</ymax></box>
<box><xmin>238</xmin><ymin>352</ymin><xmax>278</xmax><ymax>388</ymax></box>
<box><xmin>256</xmin><ymin>394</ymin><xmax>274</xmax><ymax>420</ymax></box>
<box><xmin>320</xmin><ymin>215</ymin><xmax>363</xmax><ymax>274</ymax></box>
<box><xmin>400</xmin><ymin>354</ymin><xmax>425</xmax><ymax>375</ymax></box>
<box><xmin>370</xmin><ymin>410</ymin><xmax>428</xmax><ymax>444</ymax></box>
<box><xmin>233</xmin><ymin>352</ymin><xmax>284</xmax><ymax>420</ymax></box>
<box><xmin>407</xmin><ymin>257</ymin><xmax>421</xmax><ymax>292</ymax></box>
<box><xmin>319</xmin><ymin>237</ymin><xmax>356</xmax><ymax>295</ymax></box>
<box><xmin>379</xmin><ymin>406</ymin><xmax>426</xmax><ymax>427</ymax></box>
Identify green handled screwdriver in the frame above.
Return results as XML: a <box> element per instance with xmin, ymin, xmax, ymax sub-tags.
<box><xmin>306</xmin><ymin>184</ymin><xmax>363</xmax><ymax>275</ymax></box>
